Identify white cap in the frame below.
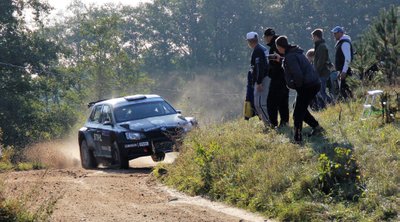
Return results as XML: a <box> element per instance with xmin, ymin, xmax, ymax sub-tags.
<box><xmin>246</xmin><ymin>32</ymin><xmax>258</xmax><ymax>40</ymax></box>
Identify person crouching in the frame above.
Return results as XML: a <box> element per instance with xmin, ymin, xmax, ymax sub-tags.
<box><xmin>275</xmin><ymin>36</ymin><xmax>324</xmax><ymax>143</ymax></box>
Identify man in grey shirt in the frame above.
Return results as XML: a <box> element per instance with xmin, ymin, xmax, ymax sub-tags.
<box><xmin>332</xmin><ymin>26</ymin><xmax>353</xmax><ymax>99</ymax></box>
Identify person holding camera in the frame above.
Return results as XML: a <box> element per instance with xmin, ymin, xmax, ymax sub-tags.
<box><xmin>263</xmin><ymin>28</ymin><xmax>289</xmax><ymax>128</ymax></box>
<box><xmin>275</xmin><ymin>36</ymin><xmax>324</xmax><ymax>143</ymax></box>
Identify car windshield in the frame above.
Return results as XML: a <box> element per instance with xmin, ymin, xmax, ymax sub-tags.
<box><xmin>114</xmin><ymin>101</ymin><xmax>177</xmax><ymax>123</ymax></box>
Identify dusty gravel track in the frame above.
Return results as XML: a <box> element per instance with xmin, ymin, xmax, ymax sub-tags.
<box><xmin>2</xmin><ymin>145</ymin><xmax>268</xmax><ymax>222</ymax></box>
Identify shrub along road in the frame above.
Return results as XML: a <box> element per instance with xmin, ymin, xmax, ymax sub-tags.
<box><xmin>1</xmin><ymin>155</ymin><xmax>267</xmax><ymax>222</ymax></box>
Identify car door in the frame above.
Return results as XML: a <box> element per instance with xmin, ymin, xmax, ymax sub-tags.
<box><xmin>98</xmin><ymin>104</ymin><xmax>113</xmax><ymax>158</ymax></box>
<box><xmin>86</xmin><ymin>105</ymin><xmax>103</xmax><ymax>156</ymax></box>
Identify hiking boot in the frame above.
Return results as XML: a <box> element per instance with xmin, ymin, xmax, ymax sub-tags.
<box><xmin>308</xmin><ymin>125</ymin><xmax>325</xmax><ymax>137</ymax></box>
<box><xmin>279</xmin><ymin>122</ymin><xmax>288</xmax><ymax>128</ymax></box>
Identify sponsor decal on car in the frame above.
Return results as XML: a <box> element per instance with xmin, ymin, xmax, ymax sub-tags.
<box><xmin>125</xmin><ymin>141</ymin><xmax>149</xmax><ymax>148</ymax></box>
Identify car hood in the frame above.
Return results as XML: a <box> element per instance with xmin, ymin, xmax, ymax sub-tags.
<box><xmin>118</xmin><ymin>114</ymin><xmax>188</xmax><ymax>132</ymax></box>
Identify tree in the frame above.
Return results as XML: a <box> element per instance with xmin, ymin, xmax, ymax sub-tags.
<box><xmin>51</xmin><ymin>2</ymin><xmax>154</xmax><ymax>101</ymax></box>
<box><xmin>0</xmin><ymin>0</ymin><xmax>77</xmax><ymax>147</ymax></box>
<box><xmin>354</xmin><ymin>5</ymin><xmax>399</xmax><ymax>85</ymax></box>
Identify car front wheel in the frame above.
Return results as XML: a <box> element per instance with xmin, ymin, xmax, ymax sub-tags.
<box><xmin>80</xmin><ymin>140</ymin><xmax>97</xmax><ymax>169</ymax></box>
<box><xmin>111</xmin><ymin>142</ymin><xmax>129</xmax><ymax>169</ymax></box>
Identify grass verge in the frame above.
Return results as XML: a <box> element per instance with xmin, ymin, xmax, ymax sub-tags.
<box><xmin>155</xmin><ymin>100</ymin><xmax>400</xmax><ymax>221</ymax></box>
<box><xmin>0</xmin><ymin>144</ymin><xmax>51</xmax><ymax>221</ymax></box>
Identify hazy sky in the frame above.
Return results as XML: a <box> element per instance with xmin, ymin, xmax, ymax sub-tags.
<box><xmin>38</xmin><ymin>0</ymin><xmax>152</xmax><ymax>23</ymax></box>
<box><xmin>47</xmin><ymin>0</ymin><xmax>152</xmax><ymax>12</ymax></box>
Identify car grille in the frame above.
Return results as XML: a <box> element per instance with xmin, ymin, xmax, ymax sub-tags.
<box><xmin>154</xmin><ymin>141</ymin><xmax>174</xmax><ymax>150</ymax></box>
<box><xmin>145</xmin><ymin>127</ymin><xmax>184</xmax><ymax>140</ymax></box>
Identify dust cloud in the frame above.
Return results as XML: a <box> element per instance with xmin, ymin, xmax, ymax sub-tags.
<box><xmin>154</xmin><ymin>72</ymin><xmax>247</xmax><ymax>125</ymax></box>
<box><xmin>24</xmin><ymin>135</ymin><xmax>81</xmax><ymax>168</ymax></box>
<box><xmin>154</xmin><ymin>72</ymin><xmax>296</xmax><ymax>125</ymax></box>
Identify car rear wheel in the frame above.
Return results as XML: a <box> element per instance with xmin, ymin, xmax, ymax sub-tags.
<box><xmin>80</xmin><ymin>140</ymin><xmax>97</xmax><ymax>169</ymax></box>
<box><xmin>111</xmin><ymin>142</ymin><xmax>129</xmax><ymax>169</ymax></box>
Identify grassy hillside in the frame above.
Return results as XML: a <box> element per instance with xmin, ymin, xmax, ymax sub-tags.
<box><xmin>155</xmin><ymin>100</ymin><xmax>400</xmax><ymax>221</ymax></box>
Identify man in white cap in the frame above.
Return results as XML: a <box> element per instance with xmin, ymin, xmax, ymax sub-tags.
<box><xmin>246</xmin><ymin>31</ymin><xmax>271</xmax><ymax>128</ymax></box>
<box><xmin>331</xmin><ymin>26</ymin><xmax>353</xmax><ymax>99</ymax></box>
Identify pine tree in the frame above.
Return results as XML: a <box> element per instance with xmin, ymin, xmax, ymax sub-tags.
<box><xmin>354</xmin><ymin>6</ymin><xmax>399</xmax><ymax>85</ymax></box>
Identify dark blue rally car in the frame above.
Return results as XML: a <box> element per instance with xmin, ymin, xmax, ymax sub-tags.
<box><xmin>78</xmin><ymin>94</ymin><xmax>197</xmax><ymax>169</ymax></box>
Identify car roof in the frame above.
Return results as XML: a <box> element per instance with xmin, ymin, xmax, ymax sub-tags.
<box><xmin>92</xmin><ymin>94</ymin><xmax>164</xmax><ymax>108</ymax></box>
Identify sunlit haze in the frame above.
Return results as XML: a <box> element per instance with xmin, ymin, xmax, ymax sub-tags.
<box><xmin>47</xmin><ymin>0</ymin><xmax>152</xmax><ymax>11</ymax></box>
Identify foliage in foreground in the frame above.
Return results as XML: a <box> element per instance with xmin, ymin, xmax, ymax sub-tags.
<box><xmin>0</xmin><ymin>184</ymin><xmax>58</xmax><ymax>222</ymax></box>
<box><xmin>0</xmin><ymin>143</ymin><xmax>46</xmax><ymax>173</ymax></box>
<box><xmin>155</xmin><ymin>101</ymin><xmax>400</xmax><ymax>221</ymax></box>
<box><xmin>0</xmin><ymin>135</ymin><xmax>53</xmax><ymax>221</ymax></box>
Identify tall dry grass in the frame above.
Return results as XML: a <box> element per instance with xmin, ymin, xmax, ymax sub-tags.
<box><xmin>155</xmin><ymin>99</ymin><xmax>400</xmax><ymax>221</ymax></box>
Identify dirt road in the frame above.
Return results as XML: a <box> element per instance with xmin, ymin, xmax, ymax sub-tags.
<box><xmin>2</xmin><ymin>144</ymin><xmax>268</xmax><ymax>222</ymax></box>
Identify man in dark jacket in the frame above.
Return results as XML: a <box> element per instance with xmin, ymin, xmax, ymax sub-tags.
<box><xmin>263</xmin><ymin>28</ymin><xmax>289</xmax><ymax>127</ymax></box>
<box><xmin>246</xmin><ymin>31</ymin><xmax>271</xmax><ymax>127</ymax></box>
<box><xmin>275</xmin><ymin>36</ymin><xmax>323</xmax><ymax>143</ymax></box>
<box><xmin>312</xmin><ymin>28</ymin><xmax>332</xmax><ymax>106</ymax></box>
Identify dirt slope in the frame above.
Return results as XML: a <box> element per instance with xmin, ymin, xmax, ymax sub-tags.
<box><xmin>2</xmin><ymin>149</ymin><xmax>268</xmax><ymax>222</ymax></box>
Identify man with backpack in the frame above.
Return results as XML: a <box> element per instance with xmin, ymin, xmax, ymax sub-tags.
<box><xmin>331</xmin><ymin>26</ymin><xmax>353</xmax><ymax>100</ymax></box>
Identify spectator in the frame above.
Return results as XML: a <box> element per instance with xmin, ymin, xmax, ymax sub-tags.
<box><xmin>246</xmin><ymin>32</ymin><xmax>271</xmax><ymax>127</ymax></box>
<box><xmin>306</xmin><ymin>49</ymin><xmax>315</xmax><ymax>64</ymax></box>
<box><xmin>263</xmin><ymin>28</ymin><xmax>289</xmax><ymax>127</ymax></box>
<box><xmin>275</xmin><ymin>36</ymin><xmax>324</xmax><ymax>143</ymax></box>
<box><xmin>244</xmin><ymin>70</ymin><xmax>257</xmax><ymax>120</ymax></box>
<box><xmin>312</xmin><ymin>28</ymin><xmax>332</xmax><ymax>105</ymax></box>
<box><xmin>305</xmin><ymin>48</ymin><xmax>324</xmax><ymax>111</ymax></box>
<box><xmin>331</xmin><ymin>26</ymin><xmax>353</xmax><ymax>100</ymax></box>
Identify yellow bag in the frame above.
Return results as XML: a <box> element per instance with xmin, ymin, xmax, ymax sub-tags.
<box><xmin>243</xmin><ymin>101</ymin><xmax>254</xmax><ymax>119</ymax></box>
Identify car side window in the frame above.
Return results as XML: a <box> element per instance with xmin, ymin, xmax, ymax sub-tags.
<box><xmin>101</xmin><ymin>105</ymin><xmax>112</xmax><ymax>124</ymax></box>
<box><xmin>89</xmin><ymin>105</ymin><xmax>103</xmax><ymax>123</ymax></box>
<box><xmin>162</xmin><ymin>103</ymin><xmax>175</xmax><ymax>114</ymax></box>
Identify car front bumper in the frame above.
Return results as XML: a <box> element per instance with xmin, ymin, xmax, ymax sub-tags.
<box><xmin>121</xmin><ymin>139</ymin><xmax>175</xmax><ymax>160</ymax></box>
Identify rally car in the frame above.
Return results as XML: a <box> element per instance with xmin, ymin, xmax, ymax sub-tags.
<box><xmin>78</xmin><ymin>94</ymin><xmax>197</xmax><ymax>169</ymax></box>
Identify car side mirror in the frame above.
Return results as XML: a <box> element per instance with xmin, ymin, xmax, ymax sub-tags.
<box><xmin>176</xmin><ymin>110</ymin><xmax>182</xmax><ymax>114</ymax></box>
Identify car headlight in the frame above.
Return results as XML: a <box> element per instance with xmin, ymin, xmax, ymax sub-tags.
<box><xmin>182</xmin><ymin>122</ymin><xmax>192</xmax><ymax>133</ymax></box>
<box><xmin>125</xmin><ymin>132</ymin><xmax>145</xmax><ymax>140</ymax></box>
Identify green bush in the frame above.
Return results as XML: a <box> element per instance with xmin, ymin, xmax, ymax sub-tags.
<box><xmin>15</xmin><ymin>162</ymin><xmax>46</xmax><ymax>171</ymax></box>
<box><xmin>317</xmin><ymin>147</ymin><xmax>362</xmax><ymax>201</ymax></box>
<box><xmin>0</xmin><ymin>200</ymin><xmax>35</xmax><ymax>222</ymax></box>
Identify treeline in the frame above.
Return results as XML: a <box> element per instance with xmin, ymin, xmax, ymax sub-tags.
<box><xmin>0</xmin><ymin>0</ymin><xmax>398</xmax><ymax>148</ymax></box>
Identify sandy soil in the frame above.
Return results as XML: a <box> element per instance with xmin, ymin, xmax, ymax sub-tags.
<box><xmin>1</xmin><ymin>139</ymin><xmax>268</xmax><ymax>222</ymax></box>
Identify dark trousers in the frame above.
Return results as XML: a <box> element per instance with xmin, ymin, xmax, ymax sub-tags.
<box><xmin>294</xmin><ymin>84</ymin><xmax>320</xmax><ymax>130</ymax></box>
<box><xmin>267</xmin><ymin>88</ymin><xmax>289</xmax><ymax>126</ymax></box>
<box><xmin>339</xmin><ymin>78</ymin><xmax>353</xmax><ymax>100</ymax></box>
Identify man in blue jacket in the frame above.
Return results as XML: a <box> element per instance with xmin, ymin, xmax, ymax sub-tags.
<box><xmin>246</xmin><ymin>32</ymin><xmax>271</xmax><ymax>127</ymax></box>
<box><xmin>275</xmin><ymin>36</ymin><xmax>323</xmax><ymax>143</ymax></box>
